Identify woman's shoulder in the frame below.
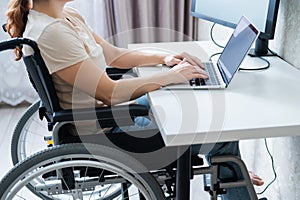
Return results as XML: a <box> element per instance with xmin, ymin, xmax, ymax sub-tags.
<box><xmin>25</xmin><ymin>10</ymin><xmax>69</xmax><ymax>41</ymax></box>
<box><xmin>64</xmin><ymin>6</ymin><xmax>86</xmax><ymax>23</ymax></box>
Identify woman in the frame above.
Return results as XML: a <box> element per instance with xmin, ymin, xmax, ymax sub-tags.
<box><xmin>6</xmin><ymin>0</ymin><xmax>264</xmax><ymax>199</ymax></box>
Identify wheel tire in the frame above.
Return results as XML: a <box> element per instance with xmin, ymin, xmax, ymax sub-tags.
<box><xmin>11</xmin><ymin>100</ymin><xmax>42</xmax><ymax>164</ymax></box>
<box><xmin>1</xmin><ymin>143</ymin><xmax>165</xmax><ymax>200</ymax></box>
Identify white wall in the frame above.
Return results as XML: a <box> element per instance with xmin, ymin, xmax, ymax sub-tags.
<box><xmin>276</xmin><ymin>0</ymin><xmax>300</xmax><ymax>68</ymax></box>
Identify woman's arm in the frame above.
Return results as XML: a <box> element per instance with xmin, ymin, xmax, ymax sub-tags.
<box><xmin>55</xmin><ymin>57</ymin><xmax>207</xmax><ymax>106</ymax></box>
<box><xmin>92</xmin><ymin>32</ymin><xmax>185</xmax><ymax>68</ymax></box>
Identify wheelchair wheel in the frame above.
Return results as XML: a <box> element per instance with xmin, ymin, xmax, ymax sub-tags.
<box><xmin>0</xmin><ymin>143</ymin><xmax>165</xmax><ymax>200</ymax></box>
<box><xmin>10</xmin><ymin>101</ymin><xmax>131</xmax><ymax>200</ymax></box>
<box><xmin>11</xmin><ymin>100</ymin><xmax>50</xmax><ymax>165</ymax></box>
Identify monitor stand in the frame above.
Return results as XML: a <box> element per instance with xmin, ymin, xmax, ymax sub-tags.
<box><xmin>248</xmin><ymin>37</ymin><xmax>275</xmax><ymax>57</ymax></box>
<box><xmin>239</xmin><ymin>56</ymin><xmax>269</xmax><ymax>71</ymax></box>
<box><xmin>248</xmin><ymin>48</ymin><xmax>274</xmax><ymax>57</ymax></box>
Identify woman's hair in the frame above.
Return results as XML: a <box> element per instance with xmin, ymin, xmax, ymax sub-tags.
<box><xmin>6</xmin><ymin>0</ymin><xmax>31</xmax><ymax>60</ymax></box>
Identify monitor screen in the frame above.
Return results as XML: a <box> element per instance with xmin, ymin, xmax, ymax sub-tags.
<box><xmin>192</xmin><ymin>0</ymin><xmax>269</xmax><ymax>32</ymax></box>
<box><xmin>191</xmin><ymin>0</ymin><xmax>280</xmax><ymax>56</ymax></box>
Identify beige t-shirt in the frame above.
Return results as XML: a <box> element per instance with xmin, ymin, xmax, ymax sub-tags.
<box><xmin>24</xmin><ymin>7</ymin><xmax>106</xmax><ymax>110</ymax></box>
<box><xmin>23</xmin><ymin>7</ymin><xmax>109</xmax><ymax>134</ymax></box>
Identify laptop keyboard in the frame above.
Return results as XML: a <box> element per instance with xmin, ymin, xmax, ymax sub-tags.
<box><xmin>189</xmin><ymin>62</ymin><xmax>220</xmax><ymax>86</ymax></box>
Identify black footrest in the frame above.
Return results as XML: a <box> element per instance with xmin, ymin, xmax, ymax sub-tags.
<box><xmin>191</xmin><ymin>155</ymin><xmax>204</xmax><ymax>166</ymax></box>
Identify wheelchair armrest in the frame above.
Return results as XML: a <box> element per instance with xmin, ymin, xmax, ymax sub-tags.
<box><xmin>106</xmin><ymin>67</ymin><xmax>131</xmax><ymax>75</ymax></box>
<box><xmin>52</xmin><ymin>104</ymin><xmax>149</xmax><ymax>128</ymax></box>
<box><xmin>106</xmin><ymin>68</ymin><xmax>136</xmax><ymax>80</ymax></box>
<box><xmin>108</xmin><ymin>74</ymin><xmax>123</xmax><ymax>80</ymax></box>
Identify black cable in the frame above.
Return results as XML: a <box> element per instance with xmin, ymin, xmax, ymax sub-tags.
<box><xmin>210</xmin><ymin>23</ymin><xmax>225</xmax><ymax>49</ymax></box>
<box><xmin>267</xmin><ymin>46</ymin><xmax>284</xmax><ymax>60</ymax></box>
<box><xmin>209</xmin><ymin>52</ymin><xmax>222</xmax><ymax>61</ymax></box>
<box><xmin>257</xmin><ymin>138</ymin><xmax>277</xmax><ymax>195</ymax></box>
<box><xmin>239</xmin><ymin>57</ymin><xmax>270</xmax><ymax>71</ymax></box>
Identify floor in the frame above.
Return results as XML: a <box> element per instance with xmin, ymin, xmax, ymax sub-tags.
<box><xmin>0</xmin><ymin>103</ymin><xmax>299</xmax><ymax>199</ymax></box>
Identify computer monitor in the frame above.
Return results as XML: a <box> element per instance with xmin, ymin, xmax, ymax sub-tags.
<box><xmin>191</xmin><ymin>0</ymin><xmax>280</xmax><ymax>57</ymax></box>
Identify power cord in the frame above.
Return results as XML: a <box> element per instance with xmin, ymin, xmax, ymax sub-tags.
<box><xmin>209</xmin><ymin>52</ymin><xmax>222</xmax><ymax>61</ymax></box>
<box><xmin>210</xmin><ymin>23</ymin><xmax>225</xmax><ymax>49</ymax></box>
<box><xmin>208</xmin><ymin>24</ymin><xmax>224</xmax><ymax>62</ymax></box>
<box><xmin>239</xmin><ymin>57</ymin><xmax>270</xmax><ymax>71</ymax></box>
<box><xmin>257</xmin><ymin>138</ymin><xmax>277</xmax><ymax>195</ymax></box>
<box><xmin>267</xmin><ymin>46</ymin><xmax>284</xmax><ymax>60</ymax></box>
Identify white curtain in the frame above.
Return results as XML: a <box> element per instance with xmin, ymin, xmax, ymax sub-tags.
<box><xmin>0</xmin><ymin>0</ymin><xmax>38</xmax><ymax>106</ymax></box>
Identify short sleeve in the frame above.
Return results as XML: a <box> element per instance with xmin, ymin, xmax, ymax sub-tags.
<box><xmin>64</xmin><ymin>7</ymin><xmax>94</xmax><ymax>33</ymax></box>
<box><xmin>37</xmin><ymin>21</ymin><xmax>89</xmax><ymax>74</ymax></box>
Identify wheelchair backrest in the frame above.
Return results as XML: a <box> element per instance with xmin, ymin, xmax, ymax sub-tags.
<box><xmin>23</xmin><ymin>53</ymin><xmax>61</xmax><ymax>115</ymax></box>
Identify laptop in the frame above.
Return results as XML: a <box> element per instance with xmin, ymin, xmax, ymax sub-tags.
<box><xmin>163</xmin><ymin>16</ymin><xmax>259</xmax><ymax>90</ymax></box>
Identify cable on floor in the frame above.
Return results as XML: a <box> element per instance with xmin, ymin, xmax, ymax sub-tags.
<box><xmin>257</xmin><ymin>138</ymin><xmax>277</xmax><ymax>195</ymax></box>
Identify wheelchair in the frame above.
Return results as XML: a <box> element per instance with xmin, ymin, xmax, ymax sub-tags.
<box><xmin>0</xmin><ymin>38</ymin><xmax>259</xmax><ymax>200</ymax></box>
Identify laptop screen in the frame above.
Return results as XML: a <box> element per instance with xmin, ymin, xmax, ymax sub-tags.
<box><xmin>217</xmin><ymin>16</ymin><xmax>259</xmax><ymax>86</ymax></box>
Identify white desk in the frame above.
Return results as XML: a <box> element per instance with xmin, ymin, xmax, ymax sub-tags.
<box><xmin>129</xmin><ymin>41</ymin><xmax>300</xmax><ymax>199</ymax></box>
<box><xmin>129</xmin><ymin>41</ymin><xmax>300</xmax><ymax>147</ymax></box>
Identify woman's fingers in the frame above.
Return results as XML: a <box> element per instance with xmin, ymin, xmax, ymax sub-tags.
<box><xmin>164</xmin><ymin>55</ymin><xmax>184</xmax><ymax>66</ymax></box>
<box><xmin>172</xmin><ymin>61</ymin><xmax>208</xmax><ymax>81</ymax></box>
<box><xmin>192</xmin><ymin>65</ymin><xmax>208</xmax><ymax>78</ymax></box>
<box><xmin>179</xmin><ymin>61</ymin><xmax>208</xmax><ymax>77</ymax></box>
<box><xmin>164</xmin><ymin>53</ymin><xmax>205</xmax><ymax>71</ymax></box>
<box><xmin>181</xmin><ymin>52</ymin><xmax>205</xmax><ymax>69</ymax></box>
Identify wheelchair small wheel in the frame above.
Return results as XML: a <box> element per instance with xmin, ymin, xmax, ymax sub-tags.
<box><xmin>11</xmin><ymin>100</ymin><xmax>49</xmax><ymax>165</ymax></box>
<box><xmin>1</xmin><ymin>143</ymin><xmax>165</xmax><ymax>200</ymax></box>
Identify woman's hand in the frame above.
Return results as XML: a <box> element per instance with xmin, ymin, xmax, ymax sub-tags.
<box><xmin>169</xmin><ymin>60</ymin><xmax>208</xmax><ymax>84</ymax></box>
<box><xmin>180</xmin><ymin>52</ymin><xmax>205</xmax><ymax>69</ymax></box>
<box><xmin>164</xmin><ymin>54</ymin><xmax>184</xmax><ymax>66</ymax></box>
<box><xmin>164</xmin><ymin>52</ymin><xmax>205</xmax><ymax>69</ymax></box>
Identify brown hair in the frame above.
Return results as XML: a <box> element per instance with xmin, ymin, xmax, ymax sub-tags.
<box><xmin>6</xmin><ymin>0</ymin><xmax>31</xmax><ymax>60</ymax></box>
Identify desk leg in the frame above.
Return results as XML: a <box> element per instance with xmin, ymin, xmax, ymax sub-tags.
<box><xmin>176</xmin><ymin>146</ymin><xmax>191</xmax><ymax>200</ymax></box>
